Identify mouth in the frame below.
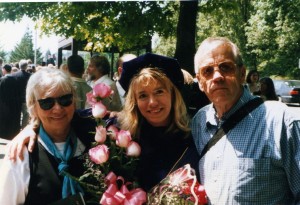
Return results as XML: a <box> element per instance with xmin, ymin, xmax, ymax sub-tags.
<box><xmin>51</xmin><ymin>116</ymin><xmax>65</xmax><ymax>120</ymax></box>
<box><xmin>212</xmin><ymin>87</ymin><xmax>227</xmax><ymax>92</ymax></box>
<box><xmin>148</xmin><ymin>108</ymin><xmax>162</xmax><ymax>114</ymax></box>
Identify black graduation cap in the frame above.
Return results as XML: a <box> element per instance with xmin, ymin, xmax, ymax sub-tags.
<box><xmin>119</xmin><ymin>53</ymin><xmax>184</xmax><ymax>92</ymax></box>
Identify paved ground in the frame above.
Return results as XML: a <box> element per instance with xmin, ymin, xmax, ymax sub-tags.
<box><xmin>0</xmin><ymin>138</ymin><xmax>10</xmax><ymax>167</ymax></box>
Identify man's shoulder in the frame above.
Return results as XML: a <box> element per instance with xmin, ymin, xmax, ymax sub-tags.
<box><xmin>10</xmin><ymin>70</ymin><xmax>31</xmax><ymax>79</ymax></box>
<box><xmin>264</xmin><ymin>101</ymin><xmax>300</xmax><ymax>120</ymax></box>
<box><xmin>192</xmin><ymin>104</ymin><xmax>212</xmax><ymax>124</ymax></box>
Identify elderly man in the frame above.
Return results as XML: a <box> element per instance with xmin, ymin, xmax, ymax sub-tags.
<box><xmin>192</xmin><ymin>37</ymin><xmax>300</xmax><ymax>204</ymax></box>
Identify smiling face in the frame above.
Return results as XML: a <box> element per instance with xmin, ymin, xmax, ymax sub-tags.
<box><xmin>195</xmin><ymin>41</ymin><xmax>246</xmax><ymax>116</ymax></box>
<box><xmin>35</xmin><ymin>88</ymin><xmax>75</xmax><ymax>141</ymax></box>
<box><xmin>135</xmin><ymin>79</ymin><xmax>172</xmax><ymax>127</ymax></box>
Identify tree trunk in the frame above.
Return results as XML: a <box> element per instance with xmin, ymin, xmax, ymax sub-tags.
<box><xmin>174</xmin><ymin>0</ymin><xmax>198</xmax><ymax>75</ymax></box>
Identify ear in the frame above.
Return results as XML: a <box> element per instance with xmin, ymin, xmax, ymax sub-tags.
<box><xmin>240</xmin><ymin>66</ymin><xmax>246</xmax><ymax>83</ymax></box>
<box><xmin>118</xmin><ymin>67</ymin><xmax>123</xmax><ymax>76</ymax></box>
<box><xmin>196</xmin><ymin>74</ymin><xmax>204</xmax><ymax>91</ymax></box>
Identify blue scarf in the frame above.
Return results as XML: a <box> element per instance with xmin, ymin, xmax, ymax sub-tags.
<box><xmin>39</xmin><ymin>125</ymin><xmax>83</xmax><ymax>198</ymax></box>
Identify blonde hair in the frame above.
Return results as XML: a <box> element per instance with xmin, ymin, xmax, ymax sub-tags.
<box><xmin>26</xmin><ymin>67</ymin><xmax>76</xmax><ymax>128</ymax></box>
<box><xmin>118</xmin><ymin>68</ymin><xmax>190</xmax><ymax>139</ymax></box>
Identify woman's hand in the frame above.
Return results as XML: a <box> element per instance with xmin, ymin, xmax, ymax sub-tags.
<box><xmin>8</xmin><ymin>124</ymin><xmax>37</xmax><ymax>161</ymax></box>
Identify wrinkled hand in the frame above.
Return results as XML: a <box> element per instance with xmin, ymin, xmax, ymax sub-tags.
<box><xmin>8</xmin><ymin>124</ymin><xmax>37</xmax><ymax>161</ymax></box>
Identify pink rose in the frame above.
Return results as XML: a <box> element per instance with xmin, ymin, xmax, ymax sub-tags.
<box><xmin>116</xmin><ymin>130</ymin><xmax>132</xmax><ymax>148</ymax></box>
<box><xmin>95</xmin><ymin>125</ymin><xmax>107</xmax><ymax>143</ymax></box>
<box><xmin>93</xmin><ymin>83</ymin><xmax>112</xmax><ymax>99</ymax></box>
<box><xmin>86</xmin><ymin>91</ymin><xmax>96</xmax><ymax>106</ymax></box>
<box><xmin>107</xmin><ymin>125</ymin><xmax>119</xmax><ymax>140</ymax></box>
<box><xmin>89</xmin><ymin>145</ymin><xmax>109</xmax><ymax>164</ymax></box>
<box><xmin>92</xmin><ymin>101</ymin><xmax>107</xmax><ymax>118</ymax></box>
<box><xmin>126</xmin><ymin>141</ymin><xmax>141</xmax><ymax>157</ymax></box>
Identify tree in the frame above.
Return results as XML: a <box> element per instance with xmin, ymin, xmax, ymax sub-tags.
<box><xmin>0</xmin><ymin>46</ymin><xmax>7</xmax><ymax>62</ymax></box>
<box><xmin>9</xmin><ymin>28</ymin><xmax>43</xmax><ymax>64</ymax></box>
<box><xmin>0</xmin><ymin>2</ymin><xmax>175</xmax><ymax>52</ymax></box>
<box><xmin>246</xmin><ymin>0</ymin><xmax>300</xmax><ymax>78</ymax></box>
<box><xmin>174</xmin><ymin>1</ymin><xmax>198</xmax><ymax>71</ymax></box>
<box><xmin>0</xmin><ymin>2</ymin><xmax>198</xmax><ymax>73</ymax></box>
<box><xmin>196</xmin><ymin>0</ymin><xmax>253</xmax><ymax>69</ymax></box>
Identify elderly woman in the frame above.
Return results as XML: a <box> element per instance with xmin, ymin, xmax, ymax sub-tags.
<box><xmin>0</xmin><ymin>68</ymin><xmax>94</xmax><ymax>205</ymax></box>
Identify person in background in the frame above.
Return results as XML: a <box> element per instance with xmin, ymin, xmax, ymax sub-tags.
<box><xmin>192</xmin><ymin>36</ymin><xmax>300</xmax><ymax>204</ymax></box>
<box><xmin>115</xmin><ymin>53</ymin><xmax>137</xmax><ymax>106</ymax></box>
<box><xmin>245</xmin><ymin>69</ymin><xmax>260</xmax><ymax>94</ymax></box>
<box><xmin>1</xmin><ymin>64</ymin><xmax>12</xmax><ymax>76</ymax></box>
<box><xmin>0</xmin><ymin>57</ymin><xmax>3</xmax><ymax>77</ymax></box>
<box><xmin>0</xmin><ymin>68</ymin><xmax>94</xmax><ymax>205</ymax></box>
<box><xmin>86</xmin><ymin>55</ymin><xmax>122</xmax><ymax>111</ymax></box>
<box><xmin>59</xmin><ymin>63</ymin><xmax>68</xmax><ymax>72</ymax></box>
<box><xmin>66</xmin><ymin>55</ymin><xmax>92</xmax><ymax>109</ymax></box>
<box><xmin>254</xmin><ymin>77</ymin><xmax>279</xmax><ymax>101</ymax></box>
<box><xmin>0</xmin><ymin>74</ymin><xmax>22</xmax><ymax>140</ymax></box>
<box><xmin>180</xmin><ymin>68</ymin><xmax>210</xmax><ymax>118</ymax></box>
<box><xmin>10</xmin><ymin>59</ymin><xmax>31</xmax><ymax>129</ymax></box>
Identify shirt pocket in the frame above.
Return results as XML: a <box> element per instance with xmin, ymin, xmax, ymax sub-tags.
<box><xmin>231</xmin><ymin>158</ymin><xmax>271</xmax><ymax>202</ymax></box>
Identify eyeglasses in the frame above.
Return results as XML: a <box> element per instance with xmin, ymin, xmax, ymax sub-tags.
<box><xmin>38</xmin><ymin>94</ymin><xmax>73</xmax><ymax>110</ymax></box>
<box><xmin>199</xmin><ymin>61</ymin><xmax>237</xmax><ymax>79</ymax></box>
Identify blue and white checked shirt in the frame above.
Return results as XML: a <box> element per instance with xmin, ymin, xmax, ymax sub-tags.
<box><xmin>192</xmin><ymin>87</ymin><xmax>300</xmax><ymax>205</ymax></box>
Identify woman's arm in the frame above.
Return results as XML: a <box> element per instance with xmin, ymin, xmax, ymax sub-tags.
<box><xmin>8</xmin><ymin>124</ymin><xmax>37</xmax><ymax>161</ymax></box>
<box><xmin>0</xmin><ymin>146</ymin><xmax>30</xmax><ymax>204</ymax></box>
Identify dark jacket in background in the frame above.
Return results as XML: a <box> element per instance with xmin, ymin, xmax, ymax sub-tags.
<box><xmin>0</xmin><ymin>75</ymin><xmax>22</xmax><ymax>140</ymax></box>
<box><xmin>10</xmin><ymin>70</ymin><xmax>31</xmax><ymax>103</ymax></box>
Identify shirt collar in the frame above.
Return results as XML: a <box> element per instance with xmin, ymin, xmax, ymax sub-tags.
<box><xmin>90</xmin><ymin>74</ymin><xmax>109</xmax><ymax>88</ymax></box>
<box><xmin>206</xmin><ymin>86</ymin><xmax>255</xmax><ymax>128</ymax></box>
<box><xmin>116</xmin><ymin>80</ymin><xmax>125</xmax><ymax>97</ymax></box>
<box><xmin>71</xmin><ymin>76</ymin><xmax>86</xmax><ymax>83</ymax></box>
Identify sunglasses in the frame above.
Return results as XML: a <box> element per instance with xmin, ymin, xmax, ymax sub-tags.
<box><xmin>38</xmin><ymin>94</ymin><xmax>73</xmax><ymax>110</ymax></box>
<box><xmin>200</xmin><ymin>61</ymin><xmax>237</xmax><ymax>79</ymax></box>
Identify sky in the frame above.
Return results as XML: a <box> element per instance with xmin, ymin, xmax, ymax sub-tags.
<box><xmin>0</xmin><ymin>16</ymin><xmax>59</xmax><ymax>55</ymax></box>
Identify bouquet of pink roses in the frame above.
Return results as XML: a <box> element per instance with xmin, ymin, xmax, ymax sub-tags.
<box><xmin>76</xmin><ymin>83</ymin><xmax>146</xmax><ymax>205</ymax></box>
<box><xmin>147</xmin><ymin>164</ymin><xmax>207</xmax><ymax>205</ymax></box>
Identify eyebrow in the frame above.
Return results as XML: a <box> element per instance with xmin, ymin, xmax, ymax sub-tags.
<box><xmin>136</xmin><ymin>86</ymin><xmax>166</xmax><ymax>95</ymax></box>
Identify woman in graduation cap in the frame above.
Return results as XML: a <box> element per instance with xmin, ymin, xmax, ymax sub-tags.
<box><xmin>116</xmin><ymin>53</ymin><xmax>199</xmax><ymax>191</ymax></box>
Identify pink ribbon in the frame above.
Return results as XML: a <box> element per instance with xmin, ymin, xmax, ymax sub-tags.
<box><xmin>100</xmin><ymin>172</ymin><xmax>147</xmax><ymax>205</ymax></box>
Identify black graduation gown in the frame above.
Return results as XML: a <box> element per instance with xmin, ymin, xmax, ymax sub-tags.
<box><xmin>136</xmin><ymin>121</ymin><xmax>199</xmax><ymax>192</ymax></box>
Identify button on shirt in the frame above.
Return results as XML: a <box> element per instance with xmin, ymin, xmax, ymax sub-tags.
<box><xmin>191</xmin><ymin>87</ymin><xmax>300</xmax><ymax>205</ymax></box>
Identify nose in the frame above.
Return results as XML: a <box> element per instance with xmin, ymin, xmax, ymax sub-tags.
<box><xmin>52</xmin><ymin>101</ymin><xmax>64</xmax><ymax>110</ymax></box>
<box><xmin>148</xmin><ymin>95</ymin><xmax>158</xmax><ymax>106</ymax></box>
<box><xmin>212</xmin><ymin>68</ymin><xmax>224</xmax><ymax>81</ymax></box>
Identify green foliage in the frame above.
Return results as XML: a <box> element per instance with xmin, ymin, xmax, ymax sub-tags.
<box><xmin>0</xmin><ymin>46</ymin><xmax>7</xmax><ymax>62</ymax></box>
<box><xmin>1</xmin><ymin>1</ymin><xmax>299</xmax><ymax>78</ymax></box>
<box><xmin>195</xmin><ymin>0</ymin><xmax>300</xmax><ymax>78</ymax></box>
<box><xmin>0</xmin><ymin>2</ymin><xmax>175</xmax><ymax>52</ymax></box>
<box><xmin>245</xmin><ymin>0</ymin><xmax>300</xmax><ymax>78</ymax></box>
<box><xmin>152</xmin><ymin>36</ymin><xmax>176</xmax><ymax>57</ymax></box>
<box><xmin>196</xmin><ymin>0</ymin><xmax>252</xmax><ymax>67</ymax></box>
<box><xmin>9</xmin><ymin>28</ymin><xmax>43</xmax><ymax>64</ymax></box>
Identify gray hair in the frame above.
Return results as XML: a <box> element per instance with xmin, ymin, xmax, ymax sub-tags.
<box><xmin>194</xmin><ymin>37</ymin><xmax>243</xmax><ymax>74</ymax></box>
<box><xmin>19</xmin><ymin>59</ymin><xmax>28</xmax><ymax>70</ymax></box>
<box><xmin>26</xmin><ymin>67</ymin><xmax>76</xmax><ymax>127</ymax></box>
